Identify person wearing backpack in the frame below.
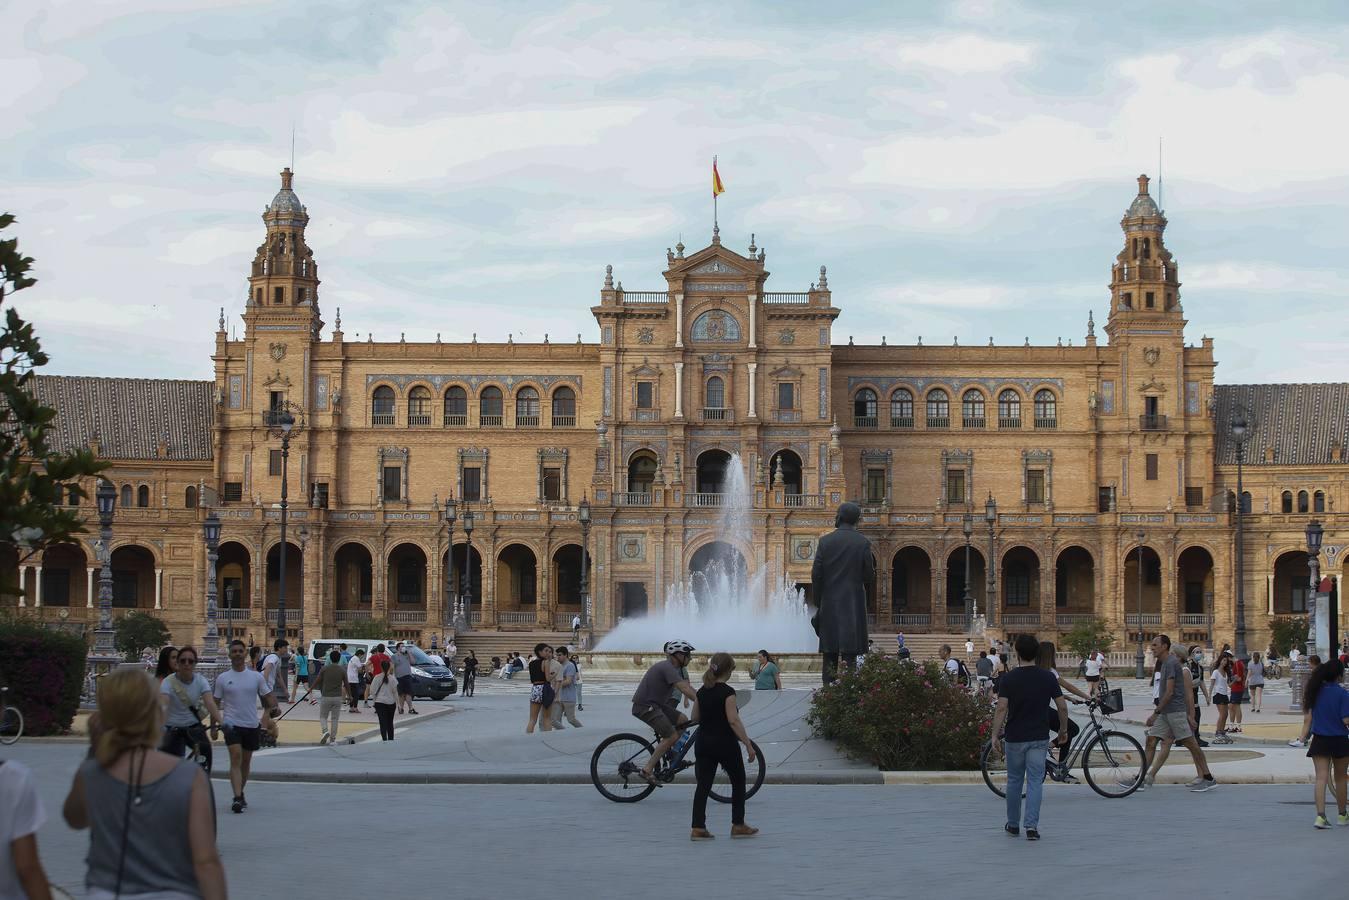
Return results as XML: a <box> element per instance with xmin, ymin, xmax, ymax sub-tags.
<box><xmin>939</xmin><ymin>644</ymin><xmax>968</xmax><ymax>684</ymax></box>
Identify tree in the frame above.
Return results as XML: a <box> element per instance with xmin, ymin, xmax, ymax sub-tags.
<box><xmin>0</xmin><ymin>213</ymin><xmax>108</xmax><ymax>591</ymax></box>
<box><xmin>1268</xmin><ymin>616</ymin><xmax>1309</xmax><ymax>658</ymax></box>
<box><xmin>1063</xmin><ymin>616</ymin><xmax>1115</xmax><ymax>663</ymax></box>
<box><xmin>114</xmin><ymin>611</ymin><xmax>172</xmax><ymax>662</ymax></box>
<box><xmin>339</xmin><ymin>618</ymin><xmax>392</xmax><ymax>640</ymax></box>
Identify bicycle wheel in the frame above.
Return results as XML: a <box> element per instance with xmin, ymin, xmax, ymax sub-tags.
<box><xmin>1082</xmin><ymin>729</ymin><xmax>1145</xmax><ymax>798</ymax></box>
<box><xmin>590</xmin><ymin>733</ymin><xmax>658</xmax><ymax>803</ymax></box>
<box><xmin>707</xmin><ymin>741</ymin><xmax>766</xmax><ymax>803</ymax></box>
<box><xmin>980</xmin><ymin>740</ymin><xmax>1024</xmax><ymax>798</ymax></box>
<box><xmin>0</xmin><ymin>705</ymin><xmax>22</xmax><ymax>745</ymax></box>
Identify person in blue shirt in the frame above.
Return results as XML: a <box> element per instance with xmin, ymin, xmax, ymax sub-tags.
<box><xmin>1300</xmin><ymin>659</ymin><xmax>1349</xmax><ymax>828</ymax></box>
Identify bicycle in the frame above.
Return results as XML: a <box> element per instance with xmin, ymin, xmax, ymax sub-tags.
<box><xmin>981</xmin><ymin>691</ymin><xmax>1145</xmax><ymax>799</ymax></box>
<box><xmin>0</xmin><ymin>687</ymin><xmax>22</xmax><ymax>745</ymax></box>
<box><xmin>590</xmin><ymin>721</ymin><xmax>766</xmax><ymax>803</ymax></box>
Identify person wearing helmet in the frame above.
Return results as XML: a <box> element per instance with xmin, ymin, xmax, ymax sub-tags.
<box><xmin>631</xmin><ymin>641</ymin><xmax>699</xmax><ymax>786</ymax></box>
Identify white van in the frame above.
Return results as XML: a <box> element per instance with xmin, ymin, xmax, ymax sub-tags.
<box><xmin>308</xmin><ymin>638</ymin><xmax>393</xmax><ymax>668</ymax></box>
<box><xmin>308</xmin><ymin>638</ymin><xmax>458</xmax><ymax>700</ymax></box>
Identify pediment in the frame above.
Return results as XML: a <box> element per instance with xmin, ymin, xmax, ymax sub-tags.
<box><xmin>1138</xmin><ymin>377</ymin><xmax>1167</xmax><ymax>394</ymax></box>
<box><xmin>629</xmin><ymin>363</ymin><xmax>661</xmax><ymax>377</ymax></box>
<box><xmin>666</xmin><ymin>241</ymin><xmax>763</xmax><ymax>280</ymax></box>
<box><xmin>769</xmin><ymin>365</ymin><xmax>803</xmax><ymax>378</ymax></box>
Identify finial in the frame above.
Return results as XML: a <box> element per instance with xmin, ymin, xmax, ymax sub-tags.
<box><xmin>1057</xmin><ymin>336</ymin><xmax>1063</xmax><ymax>347</ymax></box>
<box><xmin>1137</xmin><ymin>173</ymin><xmax>1150</xmax><ymax>195</ymax></box>
<box><xmin>667</xmin><ymin>247</ymin><xmax>675</xmax><ymax>263</ymax></box>
<box><xmin>604</xmin><ymin>264</ymin><xmax>613</xmax><ymax>289</ymax></box>
<box><xmin>507</xmin><ymin>333</ymin><xmax>514</xmax><ymax>344</ymax></box>
<box><xmin>544</xmin><ymin>333</ymin><xmax>550</xmax><ymax>344</ymax></box>
<box><xmin>953</xmin><ymin>336</ymin><xmax>959</xmax><ymax>346</ymax></box>
<box><xmin>368</xmin><ymin>334</ymin><xmax>373</xmax><ymax>343</ymax></box>
<box><xmin>400</xmin><ymin>332</ymin><xmax>406</xmax><ymax>343</ymax></box>
<box><xmin>748</xmin><ymin>233</ymin><xmax>756</xmax><ymax>254</ymax></box>
<box><xmin>848</xmin><ymin>335</ymin><xmax>854</xmax><ymax>346</ymax></box>
<box><xmin>988</xmin><ymin>336</ymin><xmax>994</xmax><ymax>347</ymax></box>
<box><xmin>218</xmin><ymin>307</ymin><xmax>225</xmax><ymax>331</ymax></box>
<box><xmin>577</xmin><ymin>333</ymin><xmax>582</xmax><ymax>344</ymax></box>
<box><xmin>712</xmin><ymin>223</ymin><xmax>720</xmax><ymax>245</ymax></box>
<box><xmin>436</xmin><ymin>333</ymin><xmax>441</xmax><ymax>343</ymax></box>
<box><xmin>676</xmin><ymin>236</ymin><xmax>684</xmax><ymax>258</ymax></box>
<box><xmin>1024</xmin><ymin>336</ymin><xmax>1030</xmax><ymax>347</ymax></box>
<box><xmin>616</xmin><ymin>281</ymin><xmax>623</xmax><ymax>291</ymax></box>
<box><xmin>280</xmin><ymin>167</ymin><xmax>293</xmax><ymax>190</ymax></box>
<box><xmin>810</xmin><ymin>283</ymin><xmax>816</xmax><ymax>291</ymax></box>
<box><xmin>472</xmin><ymin>333</ymin><xmax>477</xmax><ymax>344</ymax></box>
<box><xmin>818</xmin><ymin>265</ymin><xmax>828</xmax><ymax>289</ymax></box>
<box><xmin>334</xmin><ymin>307</ymin><xmax>341</xmax><ymax>330</ymax></box>
<box><xmin>881</xmin><ymin>335</ymin><xmax>886</xmax><ymax>346</ymax></box>
<box><xmin>917</xmin><ymin>335</ymin><xmax>923</xmax><ymax>346</ymax></box>
<box><xmin>757</xmin><ymin>248</ymin><xmax>765</xmax><ymax>262</ymax></box>
<box><xmin>1087</xmin><ymin>310</ymin><xmax>1096</xmax><ymax>338</ymax></box>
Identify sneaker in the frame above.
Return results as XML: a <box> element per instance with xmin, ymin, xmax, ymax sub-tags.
<box><xmin>231</xmin><ymin>797</ymin><xmax>244</xmax><ymax>814</ymax></box>
<box><xmin>319</xmin><ymin>732</ymin><xmax>330</xmax><ymax>746</ymax></box>
<box><xmin>1315</xmin><ymin>815</ymin><xmax>1332</xmax><ymax>830</ymax></box>
<box><xmin>1060</xmin><ymin>773</ymin><xmax>1080</xmax><ymax>785</ymax></box>
<box><xmin>1026</xmin><ymin>828</ymin><xmax>1041</xmax><ymax>841</ymax></box>
<box><xmin>1196</xmin><ymin>738</ymin><xmax>1210</xmax><ymax>747</ymax></box>
<box><xmin>1189</xmin><ymin>776</ymin><xmax>1217</xmax><ymax>793</ymax></box>
<box><xmin>1004</xmin><ymin>824</ymin><xmax>1020</xmax><ymax>836</ymax></box>
<box><xmin>1289</xmin><ymin>738</ymin><xmax>1307</xmax><ymax>748</ymax></box>
<box><xmin>239</xmin><ymin>794</ymin><xmax>247</xmax><ymax>808</ymax></box>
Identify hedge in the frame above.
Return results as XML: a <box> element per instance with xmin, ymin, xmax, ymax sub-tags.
<box><xmin>0</xmin><ymin>616</ymin><xmax>87</xmax><ymax>735</ymax></box>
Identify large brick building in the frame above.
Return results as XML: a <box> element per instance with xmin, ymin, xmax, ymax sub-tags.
<box><xmin>7</xmin><ymin>170</ymin><xmax>1347</xmax><ymax>651</ymax></box>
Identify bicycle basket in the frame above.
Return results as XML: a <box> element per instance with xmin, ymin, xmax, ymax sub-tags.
<box><xmin>1099</xmin><ymin>688</ymin><xmax>1124</xmax><ymax>715</ymax></box>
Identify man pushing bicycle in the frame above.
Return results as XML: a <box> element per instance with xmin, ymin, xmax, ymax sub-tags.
<box><xmin>632</xmin><ymin>640</ymin><xmax>699</xmax><ymax>787</ymax></box>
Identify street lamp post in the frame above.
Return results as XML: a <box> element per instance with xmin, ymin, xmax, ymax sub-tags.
<box><xmin>962</xmin><ymin>512</ymin><xmax>974</xmax><ymax>634</ymax></box>
<box><xmin>579</xmin><ymin>495</ymin><xmax>592</xmax><ymax>648</ymax></box>
<box><xmin>443</xmin><ymin>497</ymin><xmax>462</xmax><ymax>630</ymax></box>
<box><xmin>202</xmin><ymin>512</ymin><xmax>222</xmax><ymax>664</ymax></box>
<box><xmin>984</xmin><ymin>494</ymin><xmax>997</xmax><ymax>629</ymax></box>
<box><xmin>461</xmin><ymin>507</ymin><xmax>474</xmax><ymax>630</ymax></box>
<box><xmin>1231</xmin><ymin>415</ymin><xmax>1249</xmax><ymax>658</ymax></box>
<box><xmin>271</xmin><ymin>410</ymin><xmax>295</xmax><ymax>641</ymax></box>
<box><xmin>1135</xmin><ymin>529</ymin><xmax>1147</xmax><ymax>679</ymax></box>
<box><xmin>91</xmin><ymin>480</ymin><xmax>118</xmax><ymax>658</ymax></box>
<box><xmin>1293</xmin><ymin>520</ymin><xmax>1324</xmax><ymax>711</ymax></box>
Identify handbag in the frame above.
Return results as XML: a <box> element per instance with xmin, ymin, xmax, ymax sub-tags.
<box><xmin>541</xmin><ymin>682</ymin><xmax>556</xmax><ymax>707</ymax></box>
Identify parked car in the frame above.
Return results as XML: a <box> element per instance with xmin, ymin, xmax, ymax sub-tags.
<box><xmin>307</xmin><ymin>639</ymin><xmax>457</xmax><ymax>700</ymax></box>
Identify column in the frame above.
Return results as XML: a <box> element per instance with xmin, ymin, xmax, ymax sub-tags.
<box><xmin>427</xmin><ymin>559</ymin><xmax>438</xmax><ymax>628</ymax></box>
<box><xmin>932</xmin><ymin>566</ymin><xmax>947</xmax><ymax>630</ymax></box>
<box><xmin>1267</xmin><ymin>573</ymin><xmax>1275</xmax><ymax>615</ymax></box>
<box><xmin>674</xmin><ymin>362</ymin><xmax>684</xmax><ymax>418</ymax></box>
<box><xmin>87</xmin><ymin>567</ymin><xmax>96</xmax><ymax>608</ymax></box>
<box><xmin>154</xmin><ymin>568</ymin><xmax>163</xmax><ymax>609</ymax></box>
<box><xmin>747</xmin><ymin>363</ymin><xmax>758</xmax><ymax>419</ymax></box>
<box><xmin>483</xmin><ymin>539</ymin><xmax>497</xmax><ymax>626</ymax></box>
<box><xmin>17</xmin><ymin>567</ymin><xmax>26</xmax><ymax>607</ymax></box>
<box><xmin>1039</xmin><ymin>560</ymin><xmax>1054</xmax><ymax>627</ymax></box>
<box><xmin>33</xmin><ymin>565</ymin><xmax>42</xmax><ymax>607</ymax></box>
<box><xmin>674</xmin><ymin>293</ymin><xmax>685</xmax><ymax>348</ymax></box>
<box><xmin>747</xmin><ymin>292</ymin><xmax>757</xmax><ymax>349</ymax></box>
<box><xmin>1160</xmin><ymin>550</ymin><xmax>1177</xmax><ymax>630</ymax></box>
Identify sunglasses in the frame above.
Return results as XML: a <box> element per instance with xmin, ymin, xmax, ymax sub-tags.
<box><xmin>178</xmin><ymin>658</ymin><xmax>197</xmax><ymax>665</ymax></box>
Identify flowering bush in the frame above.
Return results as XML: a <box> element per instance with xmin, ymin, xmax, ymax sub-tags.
<box><xmin>0</xmin><ymin>615</ymin><xmax>87</xmax><ymax>735</ymax></box>
<box><xmin>806</xmin><ymin>656</ymin><xmax>992</xmax><ymax>770</ymax></box>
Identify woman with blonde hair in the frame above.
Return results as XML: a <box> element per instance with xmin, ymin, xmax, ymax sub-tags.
<box><xmin>690</xmin><ymin>652</ymin><xmax>758</xmax><ymax>841</ymax></box>
<box><xmin>63</xmin><ymin>667</ymin><xmax>225</xmax><ymax>899</ymax></box>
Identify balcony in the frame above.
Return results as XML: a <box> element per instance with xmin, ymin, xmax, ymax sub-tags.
<box><xmin>761</xmin><ymin>292</ymin><xmax>811</xmax><ymax>305</ymax></box>
<box><xmin>1179</xmin><ymin>614</ymin><xmax>1212</xmax><ymax>627</ymax></box>
<box><xmin>702</xmin><ymin>407</ymin><xmax>729</xmax><ymax>421</ymax></box>
<box><xmin>687</xmin><ymin>493</ymin><xmax>726</xmax><ymax>508</ymax></box>
<box><xmin>443</xmin><ymin>413</ymin><xmax>468</xmax><ymax>427</ymax></box>
<box><xmin>1139</xmin><ymin>414</ymin><xmax>1168</xmax><ymax>431</ymax></box>
<box><xmin>466</xmin><ymin>610</ymin><xmax>482</xmax><ymax>625</ymax></box>
<box><xmin>1055</xmin><ymin>613</ymin><xmax>1094</xmax><ymax>628</ymax></box>
<box><xmin>962</xmin><ymin>417</ymin><xmax>986</xmax><ymax>429</ymax></box>
<box><xmin>853</xmin><ymin>415</ymin><xmax>878</xmax><ymax>429</ymax></box>
<box><xmin>334</xmin><ymin>609</ymin><xmax>372</xmax><ymax>623</ymax></box>
<box><xmin>390</xmin><ymin>610</ymin><xmax>426</xmax><ymax>624</ymax></box>
<box><xmin>620</xmin><ymin>291</ymin><xmax>670</xmax><ymax>304</ymax></box>
<box><xmin>216</xmin><ymin>607</ymin><xmax>251</xmax><ymax>621</ymax></box>
<box><xmin>926</xmin><ymin>416</ymin><xmax>950</xmax><ymax>429</ymax></box>
<box><xmin>783</xmin><ymin>494</ymin><xmax>825</xmax><ymax>508</ymax></box>
<box><xmin>998</xmin><ymin>417</ymin><xmax>1022</xmax><ymax>429</ymax></box>
<box><xmin>945</xmin><ymin>612</ymin><xmax>969</xmax><ymax>628</ymax></box>
<box><xmin>891</xmin><ymin>613</ymin><xmax>931</xmax><ymax>627</ymax></box>
<box><xmin>616</xmin><ymin>491</ymin><xmax>653</xmax><ymax>506</ymax></box>
<box><xmin>890</xmin><ymin>416</ymin><xmax>914</xmax><ymax>429</ymax></box>
<box><xmin>372</xmin><ymin>413</ymin><xmax>395</xmax><ymax>426</ymax></box>
<box><xmin>1003</xmin><ymin>612</ymin><xmax>1041</xmax><ymax>626</ymax></box>
<box><xmin>408</xmin><ymin>414</ymin><xmax>432</xmax><ymax>426</ymax></box>
<box><xmin>1034</xmin><ymin>418</ymin><xmax>1058</xmax><ymax>429</ymax></box>
<box><xmin>515</xmin><ymin>415</ymin><xmax>540</xmax><ymax>428</ymax></box>
<box><xmin>552</xmin><ymin>415</ymin><xmax>576</xmax><ymax>428</ymax></box>
<box><xmin>1125</xmin><ymin>613</ymin><xmax>1162</xmax><ymax>626</ymax></box>
<box><xmin>498</xmin><ymin>611</ymin><xmax>538</xmax><ymax>626</ymax></box>
<box><xmin>480</xmin><ymin>414</ymin><xmax>503</xmax><ymax>428</ymax></box>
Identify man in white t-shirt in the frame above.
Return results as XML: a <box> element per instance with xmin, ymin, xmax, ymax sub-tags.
<box><xmin>939</xmin><ymin>644</ymin><xmax>961</xmax><ymax>680</ymax></box>
<box><xmin>215</xmin><ymin>638</ymin><xmax>278</xmax><ymax>814</ymax></box>
<box><xmin>346</xmin><ymin>647</ymin><xmax>367</xmax><ymax>712</ymax></box>
<box><xmin>0</xmin><ymin>759</ymin><xmax>51</xmax><ymax>899</ymax></box>
<box><xmin>261</xmin><ymin>638</ymin><xmax>289</xmax><ymax>702</ymax></box>
<box><xmin>1083</xmin><ymin>650</ymin><xmax>1105</xmax><ymax>697</ymax></box>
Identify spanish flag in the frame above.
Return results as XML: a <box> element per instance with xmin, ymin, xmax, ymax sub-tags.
<box><xmin>712</xmin><ymin>156</ymin><xmax>725</xmax><ymax>197</ymax></box>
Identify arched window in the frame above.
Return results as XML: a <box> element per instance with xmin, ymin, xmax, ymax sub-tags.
<box><xmin>890</xmin><ymin>389</ymin><xmax>913</xmax><ymax>427</ymax></box>
<box><xmin>925</xmin><ymin>389</ymin><xmax>949</xmax><ymax>426</ymax></box>
<box><xmin>1281</xmin><ymin>491</ymin><xmax>1293</xmax><ymax>514</ymax></box>
<box><xmin>627</xmin><ymin>451</ymin><xmax>658</xmax><ymax>495</ymax></box>
<box><xmin>185</xmin><ymin>486</ymin><xmax>197</xmax><ymax>509</ymax></box>
<box><xmin>853</xmin><ymin>388</ymin><xmax>877</xmax><ymax>426</ymax></box>
<box><xmin>372</xmin><ymin>386</ymin><xmax>395</xmax><ymax>425</ymax></box>
<box><xmin>705</xmin><ymin>376</ymin><xmax>725</xmax><ymax>410</ymax></box>
<box><xmin>1241</xmin><ymin>491</ymin><xmax>1252</xmax><ymax>514</ymax></box>
<box><xmin>1226</xmin><ymin>491</ymin><xmax>1236</xmax><ymax>513</ymax></box>
<box><xmin>480</xmin><ymin>386</ymin><xmax>504</xmax><ymax>426</ymax></box>
<box><xmin>52</xmin><ymin>484</ymin><xmax>64</xmax><ymax>506</ymax></box>
<box><xmin>998</xmin><ymin>389</ymin><xmax>1022</xmax><ymax>426</ymax></box>
<box><xmin>1034</xmin><ymin>390</ymin><xmax>1057</xmax><ymax>428</ymax></box>
<box><xmin>120</xmin><ymin>484</ymin><xmax>133</xmax><ymax>508</ymax></box>
<box><xmin>551</xmin><ymin>387</ymin><xmax>576</xmax><ymax>426</ymax></box>
<box><xmin>1297</xmin><ymin>490</ymin><xmax>1309</xmax><ymax>513</ymax></box>
<box><xmin>408</xmin><ymin>386</ymin><xmax>432</xmax><ymax>426</ymax></box>
<box><xmin>515</xmin><ymin>387</ymin><xmax>540</xmax><ymax>427</ymax></box>
<box><xmin>1314</xmin><ymin>491</ymin><xmax>1326</xmax><ymax>513</ymax></box>
<box><xmin>136</xmin><ymin>485</ymin><xmax>150</xmax><ymax>508</ymax></box>
<box><xmin>444</xmin><ymin>387</ymin><xmax>467</xmax><ymax>425</ymax></box>
<box><xmin>67</xmin><ymin>484</ymin><xmax>79</xmax><ymax>507</ymax></box>
<box><xmin>961</xmin><ymin>390</ymin><xmax>985</xmax><ymax>427</ymax></box>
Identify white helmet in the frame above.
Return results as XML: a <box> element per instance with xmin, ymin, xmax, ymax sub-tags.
<box><xmin>664</xmin><ymin>640</ymin><xmax>695</xmax><ymax>656</ymax></box>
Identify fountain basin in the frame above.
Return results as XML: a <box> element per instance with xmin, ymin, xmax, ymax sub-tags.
<box><xmin>575</xmin><ymin>651</ymin><xmax>822</xmax><ymax>674</ymax></box>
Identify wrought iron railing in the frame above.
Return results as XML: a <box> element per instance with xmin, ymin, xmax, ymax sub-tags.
<box><xmin>853</xmin><ymin>415</ymin><xmax>878</xmax><ymax>429</ymax></box>
<box><xmin>443</xmin><ymin>413</ymin><xmax>468</xmax><ymax>426</ymax></box>
<box><xmin>1034</xmin><ymin>417</ymin><xmax>1058</xmax><ymax>429</ymax></box>
<box><xmin>890</xmin><ymin>416</ymin><xmax>914</xmax><ymax>428</ymax></box>
<box><xmin>408</xmin><ymin>413</ymin><xmax>431</xmax><ymax>426</ymax></box>
<box><xmin>962</xmin><ymin>417</ymin><xmax>986</xmax><ymax>429</ymax></box>
<box><xmin>1139</xmin><ymin>414</ymin><xmax>1168</xmax><ymax>431</ymax></box>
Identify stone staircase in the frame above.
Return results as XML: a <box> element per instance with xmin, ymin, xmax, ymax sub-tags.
<box><xmin>870</xmin><ymin>632</ymin><xmax>972</xmax><ymax>662</ymax></box>
<box><xmin>453</xmin><ymin>630</ymin><xmax>578</xmax><ymax>665</ymax></box>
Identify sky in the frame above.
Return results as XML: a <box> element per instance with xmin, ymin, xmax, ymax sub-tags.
<box><xmin>6</xmin><ymin>0</ymin><xmax>1349</xmax><ymax>383</ymax></box>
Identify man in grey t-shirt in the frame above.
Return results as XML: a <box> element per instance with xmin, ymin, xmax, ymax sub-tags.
<box><xmin>392</xmin><ymin>643</ymin><xmax>418</xmax><ymax>715</ymax></box>
<box><xmin>631</xmin><ymin>642</ymin><xmax>698</xmax><ymax>785</ymax></box>
<box><xmin>1141</xmin><ymin>634</ymin><xmax>1215</xmax><ymax>792</ymax></box>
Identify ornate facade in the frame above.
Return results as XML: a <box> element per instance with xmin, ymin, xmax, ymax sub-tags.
<box><xmin>8</xmin><ymin>170</ymin><xmax>1347</xmax><ymax>651</ymax></box>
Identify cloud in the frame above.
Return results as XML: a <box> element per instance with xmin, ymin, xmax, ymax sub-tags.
<box><xmin>887</xmin><ymin>34</ymin><xmax>1034</xmax><ymax>73</ymax></box>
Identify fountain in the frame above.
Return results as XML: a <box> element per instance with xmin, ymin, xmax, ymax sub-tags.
<box><xmin>597</xmin><ymin>452</ymin><xmax>819</xmax><ymax>654</ymax></box>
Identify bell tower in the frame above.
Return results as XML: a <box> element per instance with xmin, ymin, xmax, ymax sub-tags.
<box><xmin>244</xmin><ymin>167</ymin><xmax>322</xmax><ymax>336</ymax></box>
<box><xmin>1104</xmin><ymin>173</ymin><xmax>1182</xmax><ymax>338</ymax></box>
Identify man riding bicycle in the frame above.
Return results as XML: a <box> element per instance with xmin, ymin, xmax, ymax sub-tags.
<box><xmin>631</xmin><ymin>640</ymin><xmax>699</xmax><ymax>787</ymax></box>
<box><xmin>158</xmin><ymin>644</ymin><xmax>222</xmax><ymax>772</ymax></box>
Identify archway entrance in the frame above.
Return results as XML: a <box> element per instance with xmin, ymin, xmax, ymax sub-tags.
<box><xmin>769</xmin><ymin>449</ymin><xmax>803</xmax><ymax>494</ymax></box>
<box><xmin>496</xmin><ymin>544</ymin><xmax>538</xmax><ymax>610</ymax></box>
<box><xmin>110</xmin><ymin>545</ymin><xmax>155</xmax><ymax>608</ymax></box>
<box><xmin>40</xmin><ymin>544</ymin><xmax>88</xmax><ymax>608</ymax></box>
<box><xmin>447</xmin><ymin>543</ymin><xmax>484</xmax><ymax>620</ymax></box>
<box><xmin>1273</xmin><ymin>551</ymin><xmax>1312</xmax><ymax>615</ymax></box>
<box><xmin>265</xmin><ymin>542</ymin><xmax>305</xmax><ymax>610</ymax></box>
<box><xmin>386</xmin><ymin>544</ymin><xmax>427</xmax><ymax>611</ymax></box>
<box><xmin>627</xmin><ymin>451</ymin><xmax>658</xmax><ymax>494</ymax></box>
<box><xmin>1055</xmin><ymin>546</ymin><xmax>1095</xmax><ymax>613</ymax></box>
<box><xmin>1177</xmin><ymin>547</ymin><xmax>1215</xmax><ymax>615</ymax></box>
<box><xmin>1124</xmin><ymin>545</ymin><xmax>1162</xmax><ymax>638</ymax></box>
<box><xmin>688</xmin><ymin>540</ymin><xmax>748</xmax><ymax>605</ymax></box>
<box><xmin>945</xmin><ymin>546</ymin><xmax>987</xmax><ymax>614</ymax></box>
<box><xmin>891</xmin><ymin>547</ymin><xmax>933</xmax><ymax>622</ymax></box>
<box><xmin>1001</xmin><ymin>547</ymin><xmax>1041</xmax><ymax>620</ymax></box>
<box><xmin>552</xmin><ymin>544</ymin><xmax>584</xmax><ymax>606</ymax></box>
<box><xmin>696</xmin><ymin>450</ymin><xmax>732</xmax><ymax>495</ymax></box>
<box><xmin>333</xmin><ymin>543</ymin><xmax>372</xmax><ymax>613</ymax></box>
<box><xmin>217</xmin><ymin>542</ymin><xmax>252</xmax><ymax>616</ymax></box>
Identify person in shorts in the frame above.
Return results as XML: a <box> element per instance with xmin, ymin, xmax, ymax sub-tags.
<box><xmin>392</xmin><ymin>642</ymin><xmax>419</xmax><ymax>715</ymax></box>
<box><xmin>214</xmin><ymin>638</ymin><xmax>278</xmax><ymax>813</ymax></box>
<box><xmin>1298</xmin><ymin>660</ymin><xmax>1349</xmax><ymax>827</ymax></box>
<box><xmin>1141</xmin><ymin>634</ymin><xmax>1215</xmax><ymax>792</ymax></box>
<box><xmin>345</xmin><ymin>647</ymin><xmax>366</xmax><ymax>712</ymax></box>
<box><xmin>631</xmin><ymin>641</ymin><xmax>699</xmax><ymax>786</ymax></box>
<box><xmin>1083</xmin><ymin>650</ymin><xmax>1104</xmax><ymax>696</ymax></box>
<box><xmin>1227</xmin><ymin>653</ymin><xmax>1246</xmax><ymax>732</ymax></box>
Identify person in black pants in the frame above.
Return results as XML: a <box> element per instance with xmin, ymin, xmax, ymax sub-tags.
<box><xmin>690</xmin><ymin>652</ymin><xmax>759</xmax><ymax>840</ymax></box>
<box><xmin>368</xmin><ymin>659</ymin><xmax>398</xmax><ymax>741</ymax></box>
<box><xmin>462</xmin><ymin>651</ymin><xmax>478</xmax><ymax>697</ymax></box>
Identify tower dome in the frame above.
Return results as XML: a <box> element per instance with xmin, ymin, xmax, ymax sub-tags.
<box><xmin>264</xmin><ymin>167</ymin><xmax>307</xmax><ymax>226</ymax></box>
<box><xmin>1124</xmin><ymin>173</ymin><xmax>1160</xmax><ymax>219</ymax></box>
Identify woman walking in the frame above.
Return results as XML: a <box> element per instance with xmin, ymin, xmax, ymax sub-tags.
<box><xmin>1300</xmin><ymin>660</ymin><xmax>1349</xmax><ymax>828</ymax></box>
<box><xmin>526</xmin><ymin>643</ymin><xmax>555</xmax><ymax>733</ymax></box>
<box><xmin>751</xmin><ymin>650</ymin><xmax>782</xmax><ymax>690</ymax></box>
<box><xmin>1248</xmin><ymin>651</ymin><xmax>1266</xmax><ymax>713</ymax></box>
<box><xmin>1210</xmin><ymin>654</ymin><xmax>1233</xmax><ymax>743</ymax></box>
<box><xmin>63</xmin><ymin>667</ymin><xmax>226</xmax><ymax>899</ymax></box>
<box><xmin>462</xmin><ymin>651</ymin><xmax>478</xmax><ymax>697</ymax></box>
<box><xmin>154</xmin><ymin>646</ymin><xmax>178</xmax><ymax>684</ymax></box>
<box><xmin>690</xmin><ymin>652</ymin><xmax>758</xmax><ymax>840</ymax></box>
<box><xmin>369</xmin><ymin>659</ymin><xmax>398</xmax><ymax>741</ymax></box>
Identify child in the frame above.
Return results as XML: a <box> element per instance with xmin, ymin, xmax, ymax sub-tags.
<box><xmin>690</xmin><ymin>652</ymin><xmax>758</xmax><ymax>840</ymax></box>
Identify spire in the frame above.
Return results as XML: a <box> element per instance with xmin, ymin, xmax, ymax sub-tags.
<box><xmin>244</xmin><ymin>167</ymin><xmax>322</xmax><ymax>332</ymax></box>
<box><xmin>1106</xmin><ymin>173</ymin><xmax>1181</xmax><ymax>336</ymax></box>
